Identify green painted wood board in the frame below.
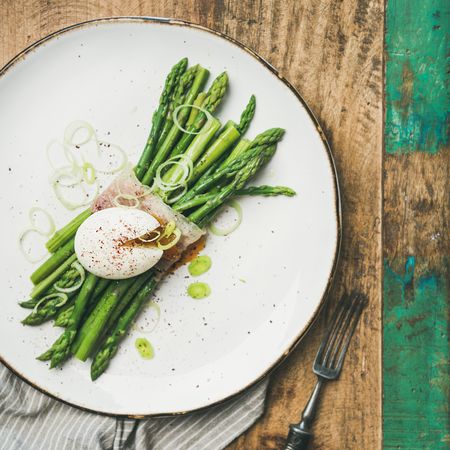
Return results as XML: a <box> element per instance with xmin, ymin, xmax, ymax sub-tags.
<box><xmin>385</xmin><ymin>0</ymin><xmax>448</xmax><ymax>154</ymax></box>
<box><xmin>384</xmin><ymin>0</ymin><xmax>449</xmax><ymax>448</ymax></box>
<box><xmin>383</xmin><ymin>258</ymin><xmax>449</xmax><ymax>448</ymax></box>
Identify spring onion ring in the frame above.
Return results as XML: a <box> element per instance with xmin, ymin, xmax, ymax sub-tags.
<box><xmin>46</xmin><ymin>140</ymin><xmax>69</xmax><ymax>170</ymax></box>
<box><xmin>154</xmin><ymin>155</ymin><xmax>193</xmax><ymax>191</ymax></box>
<box><xmin>19</xmin><ymin>229</ymin><xmax>48</xmax><ymax>263</ymax></box>
<box><xmin>19</xmin><ymin>208</ymin><xmax>55</xmax><ymax>263</ymax></box>
<box><xmin>54</xmin><ymin>261</ymin><xmax>85</xmax><ymax>293</ymax></box>
<box><xmin>157</xmin><ymin>228</ymin><xmax>181</xmax><ymax>250</ymax></box>
<box><xmin>28</xmin><ymin>208</ymin><xmax>55</xmax><ymax>237</ymax></box>
<box><xmin>48</xmin><ymin>121</ymin><xmax>129</xmax><ymax>210</ymax></box>
<box><xmin>139</xmin><ymin>300</ymin><xmax>161</xmax><ymax>334</ymax></box>
<box><xmin>64</xmin><ymin>120</ymin><xmax>95</xmax><ymax>146</ymax></box>
<box><xmin>52</xmin><ymin>178</ymin><xmax>99</xmax><ymax>210</ymax></box>
<box><xmin>138</xmin><ymin>230</ymin><xmax>161</xmax><ymax>243</ymax></box>
<box><xmin>162</xmin><ymin>221</ymin><xmax>176</xmax><ymax>237</ymax></box>
<box><xmin>165</xmin><ymin>184</ymin><xmax>188</xmax><ymax>204</ymax></box>
<box><xmin>31</xmin><ymin>293</ymin><xmax>68</xmax><ymax>315</ymax></box>
<box><xmin>82</xmin><ymin>162</ymin><xmax>96</xmax><ymax>184</ymax></box>
<box><xmin>209</xmin><ymin>200</ymin><xmax>243</xmax><ymax>236</ymax></box>
<box><xmin>50</xmin><ymin>166</ymin><xmax>84</xmax><ymax>187</ymax></box>
<box><xmin>173</xmin><ymin>104</ymin><xmax>214</xmax><ymax>135</ymax></box>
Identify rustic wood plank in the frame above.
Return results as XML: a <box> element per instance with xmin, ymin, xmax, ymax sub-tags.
<box><xmin>384</xmin><ymin>0</ymin><xmax>449</xmax><ymax>448</ymax></box>
<box><xmin>0</xmin><ymin>1</ymin><xmax>383</xmax><ymax>449</ymax></box>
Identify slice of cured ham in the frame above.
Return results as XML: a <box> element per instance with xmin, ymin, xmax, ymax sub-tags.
<box><xmin>92</xmin><ymin>169</ymin><xmax>205</xmax><ymax>277</ymax></box>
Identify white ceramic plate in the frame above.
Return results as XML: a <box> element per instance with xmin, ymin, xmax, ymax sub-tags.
<box><xmin>0</xmin><ymin>18</ymin><xmax>340</xmax><ymax>416</ymax></box>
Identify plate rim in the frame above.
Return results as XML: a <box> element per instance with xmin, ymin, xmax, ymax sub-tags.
<box><xmin>0</xmin><ymin>16</ymin><xmax>342</xmax><ymax>418</ymax></box>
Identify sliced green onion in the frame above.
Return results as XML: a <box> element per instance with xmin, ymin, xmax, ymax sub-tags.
<box><xmin>29</xmin><ymin>208</ymin><xmax>55</xmax><ymax>237</ymax></box>
<box><xmin>54</xmin><ymin>261</ymin><xmax>85</xmax><ymax>293</ymax></box>
<box><xmin>82</xmin><ymin>162</ymin><xmax>96</xmax><ymax>184</ymax></box>
<box><xmin>162</xmin><ymin>221</ymin><xmax>176</xmax><ymax>238</ymax></box>
<box><xmin>157</xmin><ymin>228</ymin><xmax>181</xmax><ymax>250</ymax></box>
<box><xmin>135</xmin><ymin>337</ymin><xmax>154</xmax><ymax>359</ymax></box>
<box><xmin>46</xmin><ymin>139</ymin><xmax>69</xmax><ymax>170</ymax></box>
<box><xmin>19</xmin><ymin>228</ymin><xmax>48</xmax><ymax>263</ymax></box>
<box><xmin>19</xmin><ymin>208</ymin><xmax>55</xmax><ymax>263</ymax></box>
<box><xmin>64</xmin><ymin>120</ymin><xmax>94</xmax><ymax>146</ymax></box>
<box><xmin>154</xmin><ymin>155</ymin><xmax>193</xmax><ymax>192</ymax></box>
<box><xmin>209</xmin><ymin>200</ymin><xmax>243</xmax><ymax>236</ymax></box>
<box><xmin>31</xmin><ymin>292</ymin><xmax>68</xmax><ymax>315</ymax></box>
<box><xmin>166</xmin><ymin>184</ymin><xmax>187</xmax><ymax>204</ymax></box>
<box><xmin>52</xmin><ymin>178</ymin><xmax>99</xmax><ymax>210</ymax></box>
<box><xmin>173</xmin><ymin>104</ymin><xmax>214</xmax><ymax>135</ymax></box>
<box><xmin>187</xmin><ymin>282</ymin><xmax>211</xmax><ymax>299</ymax></box>
<box><xmin>139</xmin><ymin>300</ymin><xmax>161</xmax><ymax>334</ymax></box>
<box><xmin>138</xmin><ymin>230</ymin><xmax>161</xmax><ymax>243</ymax></box>
<box><xmin>48</xmin><ymin>121</ymin><xmax>128</xmax><ymax>211</ymax></box>
<box><xmin>50</xmin><ymin>166</ymin><xmax>83</xmax><ymax>187</ymax></box>
<box><xmin>188</xmin><ymin>255</ymin><xmax>212</xmax><ymax>277</ymax></box>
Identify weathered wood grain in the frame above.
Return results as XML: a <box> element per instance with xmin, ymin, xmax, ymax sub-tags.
<box><xmin>384</xmin><ymin>1</ymin><xmax>449</xmax><ymax>447</ymax></box>
<box><xmin>0</xmin><ymin>1</ymin><xmax>383</xmax><ymax>449</ymax></box>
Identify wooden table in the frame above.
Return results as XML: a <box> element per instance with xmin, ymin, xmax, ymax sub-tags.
<box><xmin>1</xmin><ymin>1</ymin><xmax>447</xmax><ymax>449</ymax></box>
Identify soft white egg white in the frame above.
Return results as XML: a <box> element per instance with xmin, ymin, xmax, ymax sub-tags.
<box><xmin>74</xmin><ymin>207</ymin><xmax>163</xmax><ymax>279</ymax></box>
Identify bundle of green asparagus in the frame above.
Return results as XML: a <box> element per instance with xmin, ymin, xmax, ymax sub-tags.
<box><xmin>20</xmin><ymin>58</ymin><xmax>295</xmax><ymax>380</ymax></box>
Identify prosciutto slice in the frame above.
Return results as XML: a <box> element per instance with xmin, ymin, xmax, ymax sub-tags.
<box><xmin>92</xmin><ymin>169</ymin><xmax>205</xmax><ymax>277</ymax></box>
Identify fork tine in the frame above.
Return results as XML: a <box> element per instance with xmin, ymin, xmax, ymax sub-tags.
<box><xmin>327</xmin><ymin>293</ymin><xmax>361</xmax><ymax>367</ymax></box>
<box><xmin>334</xmin><ymin>294</ymin><xmax>367</xmax><ymax>371</ymax></box>
<box><xmin>315</xmin><ymin>294</ymin><xmax>350</xmax><ymax>366</ymax></box>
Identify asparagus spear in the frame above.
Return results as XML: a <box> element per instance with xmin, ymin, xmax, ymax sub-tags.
<box><xmin>172</xmin><ymin>185</ymin><xmax>295</xmax><ymax>213</ymax></box>
<box><xmin>53</xmin><ymin>304</ymin><xmax>75</xmax><ymax>327</ymax></box>
<box><xmin>134</xmin><ymin>58</ymin><xmax>188</xmax><ymax>180</ymax></box>
<box><xmin>236</xmin><ymin>185</ymin><xmax>296</xmax><ymax>197</ymax></box>
<box><xmin>236</xmin><ymin>95</ymin><xmax>256</xmax><ymax>135</ymax></box>
<box><xmin>73</xmin><ymin>278</ymin><xmax>135</xmax><ymax>361</ymax></box>
<box><xmin>185</xmin><ymin>92</ymin><xmax>207</xmax><ymax>128</ymax></box>
<box><xmin>189</xmin><ymin>125</ymin><xmax>241</xmax><ymax>182</ymax></box>
<box><xmin>37</xmin><ymin>273</ymin><xmax>98</xmax><ymax>367</ymax></box>
<box><xmin>91</xmin><ymin>277</ymin><xmax>157</xmax><ymax>380</ymax></box>
<box><xmin>31</xmin><ymin>238</ymin><xmax>74</xmax><ymax>285</ymax></box>
<box><xmin>104</xmin><ymin>272</ymin><xmax>153</xmax><ymax>330</ymax></box>
<box><xmin>217</xmin><ymin>138</ymin><xmax>251</xmax><ymax>170</ymax></box>
<box><xmin>154</xmin><ymin>64</ymin><xmax>200</xmax><ymax>151</ymax></box>
<box><xmin>45</xmin><ymin>208</ymin><xmax>91</xmax><ymax>253</ymax></box>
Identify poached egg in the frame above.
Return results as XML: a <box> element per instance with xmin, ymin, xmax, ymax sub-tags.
<box><xmin>74</xmin><ymin>207</ymin><xmax>163</xmax><ymax>279</ymax></box>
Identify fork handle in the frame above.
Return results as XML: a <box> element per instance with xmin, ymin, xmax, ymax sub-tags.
<box><xmin>284</xmin><ymin>378</ymin><xmax>323</xmax><ymax>450</ymax></box>
<box><xmin>285</xmin><ymin>424</ymin><xmax>312</xmax><ymax>450</ymax></box>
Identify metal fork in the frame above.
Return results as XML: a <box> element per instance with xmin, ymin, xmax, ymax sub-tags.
<box><xmin>284</xmin><ymin>292</ymin><xmax>368</xmax><ymax>450</ymax></box>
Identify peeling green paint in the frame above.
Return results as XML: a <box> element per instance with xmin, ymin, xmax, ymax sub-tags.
<box><xmin>383</xmin><ymin>257</ymin><xmax>449</xmax><ymax>448</ymax></box>
<box><xmin>385</xmin><ymin>0</ymin><xmax>449</xmax><ymax>154</ymax></box>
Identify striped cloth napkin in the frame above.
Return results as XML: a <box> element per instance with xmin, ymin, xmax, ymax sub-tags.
<box><xmin>0</xmin><ymin>364</ymin><xmax>267</xmax><ymax>450</ymax></box>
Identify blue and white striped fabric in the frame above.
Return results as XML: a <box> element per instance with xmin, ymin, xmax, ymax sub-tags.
<box><xmin>0</xmin><ymin>365</ymin><xmax>268</xmax><ymax>450</ymax></box>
